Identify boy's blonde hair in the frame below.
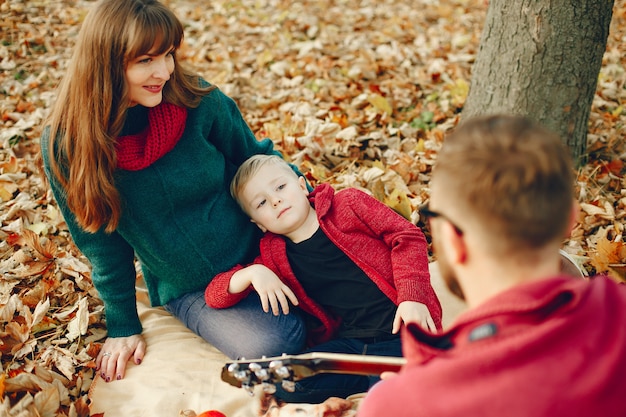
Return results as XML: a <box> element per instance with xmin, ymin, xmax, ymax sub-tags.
<box><xmin>231</xmin><ymin>154</ymin><xmax>297</xmax><ymax>213</ymax></box>
<box><xmin>433</xmin><ymin>114</ymin><xmax>575</xmax><ymax>254</ymax></box>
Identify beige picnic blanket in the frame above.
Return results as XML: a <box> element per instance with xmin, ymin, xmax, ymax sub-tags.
<box><xmin>88</xmin><ymin>262</ymin><xmax>466</xmax><ymax>417</ymax></box>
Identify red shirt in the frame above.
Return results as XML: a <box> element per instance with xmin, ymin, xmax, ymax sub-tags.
<box><xmin>206</xmin><ymin>183</ymin><xmax>442</xmax><ymax>345</ymax></box>
<box><xmin>359</xmin><ymin>276</ymin><xmax>626</xmax><ymax>417</ymax></box>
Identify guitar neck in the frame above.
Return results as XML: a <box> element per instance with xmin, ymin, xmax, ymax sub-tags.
<box><xmin>290</xmin><ymin>352</ymin><xmax>405</xmax><ymax>376</ymax></box>
<box><xmin>222</xmin><ymin>352</ymin><xmax>406</xmax><ymax>389</ymax></box>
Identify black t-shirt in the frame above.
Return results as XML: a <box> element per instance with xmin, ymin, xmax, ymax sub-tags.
<box><xmin>285</xmin><ymin>227</ymin><xmax>398</xmax><ymax>339</ymax></box>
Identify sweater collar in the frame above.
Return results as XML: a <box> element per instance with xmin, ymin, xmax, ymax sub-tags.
<box><xmin>116</xmin><ymin>102</ymin><xmax>188</xmax><ymax>171</ymax></box>
<box><xmin>307</xmin><ymin>183</ymin><xmax>335</xmax><ymax>216</ymax></box>
<box><xmin>403</xmin><ymin>276</ymin><xmax>584</xmax><ymax>359</ymax></box>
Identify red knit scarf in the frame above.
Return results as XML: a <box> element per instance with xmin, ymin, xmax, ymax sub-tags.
<box><xmin>116</xmin><ymin>102</ymin><xmax>188</xmax><ymax>171</ymax></box>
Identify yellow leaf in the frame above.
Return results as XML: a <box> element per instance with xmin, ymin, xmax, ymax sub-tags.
<box><xmin>415</xmin><ymin>138</ymin><xmax>425</xmax><ymax>153</ymax></box>
<box><xmin>26</xmin><ymin>222</ymin><xmax>50</xmax><ymax>236</ymax></box>
<box><xmin>370</xmin><ymin>180</ymin><xmax>386</xmax><ymax>202</ymax></box>
<box><xmin>448</xmin><ymin>78</ymin><xmax>469</xmax><ymax>107</ymax></box>
<box><xmin>367</xmin><ymin>94</ymin><xmax>393</xmax><ymax>115</ymax></box>
<box><xmin>256</xmin><ymin>49</ymin><xmax>274</xmax><ymax>67</ymax></box>
<box><xmin>261</xmin><ymin>122</ymin><xmax>284</xmax><ymax>141</ymax></box>
<box><xmin>611</xmin><ymin>105</ymin><xmax>623</xmax><ymax>117</ymax></box>
<box><xmin>384</xmin><ymin>188</ymin><xmax>412</xmax><ymax>221</ymax></box>
<box><xmin>0</xmin><ymin>184</ymin><xmax>14</xmax><ymax>202</ymax></box>
<box><xmin>301</xmin><ymin>160</ymin><xmax>328</xmax><ymax>183</ymax></box>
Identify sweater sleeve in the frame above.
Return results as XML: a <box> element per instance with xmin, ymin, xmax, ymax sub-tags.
<box><xmin>40</xmin><ymin>129</ymin><xmax>142</xmax><ymax>337</ymax></box>
<box><xmin>335</xmin><ymin>189</ymin><xmax>442</xmax><ymax>328</ymax></box>
<box><xmin>197</xmin><ymin>87</ymin><xmax>280</xmax><ymax>165</ymax></box>
<box><xmin>205</xmin><ymin>263</ymin><xmax>255</xmax><ymax>308</ymax></box>
<box><xmin>195</xmin><ymin>86</ymin><xmax>310</xmax><ymax>187</ymax></box>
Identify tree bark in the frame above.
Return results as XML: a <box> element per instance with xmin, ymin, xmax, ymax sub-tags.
<box><xmin>462</xmin><ymin>0</ymin><xmax>614</xmax><ymax>166</ymax></box>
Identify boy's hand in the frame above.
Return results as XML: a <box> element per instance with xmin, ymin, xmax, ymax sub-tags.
<box><xmin>392</xmin><ymin>301</ymin><xmax>437</xmax><ymax>333</ymax></box>
<box><xmin>246</xmin><ymin>265</ymin><xmax>299</xmax><ymax>315</ymax></box>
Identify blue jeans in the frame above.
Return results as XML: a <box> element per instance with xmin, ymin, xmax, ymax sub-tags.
<box><xmin>274</xmin><ymin>336</ymin><xmax>402</xmax><ymax>403</ymax></box>
<box><xmin>165</xmin><ymin>290</ymin><xmax>306</xmax><ymax>359</ymax></box>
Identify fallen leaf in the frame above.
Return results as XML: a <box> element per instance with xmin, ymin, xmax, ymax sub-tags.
<box><xmin>31</xmin><ymin>298</ymin><xmax>50</xmax><ymax>328</ymax></box>
<box><xmin>384</xmin><ymin>188</ymin><xmax>413</xmax><ymax>221</ymax></box>
<box><xmin>66</xmin><ymin>297</ymin><xmax>89</xmax><ymax>341</ymax></box>
<box><xmin>33</xmin><ymin>385</ymin><xmax>60</xmax><ymax>417</ymax></box>
<box><xmin>589</xmin><ymin>237</ymin><xmax>626</xmax><ymax>279</ymax></box>
<box><xmin>367</xmin><ymin>94</ymin><xmax>393</xmax><ymax>115</ymax></box>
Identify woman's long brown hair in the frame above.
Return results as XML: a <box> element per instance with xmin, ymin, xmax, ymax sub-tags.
<box><xmin>45</xmin><ymin>0</ymin><xmax>213</xmax><ymax>233</ymax></box>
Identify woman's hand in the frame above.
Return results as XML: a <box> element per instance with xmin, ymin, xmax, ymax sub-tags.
<box><xmin>392</xmin><ymin>301</ymin><xmax>437</xmax><ymax>333</ymax></box>
<box><xmin>96</xmin><ymin>334</ymin><xmax>146</xmax><ymax>382</ymax></box>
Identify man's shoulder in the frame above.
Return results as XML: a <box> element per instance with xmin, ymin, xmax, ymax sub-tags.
<box><xmin>586</xmin><ymin>274</ymin><xmax>626</xmax><ymax>302</ymax></box>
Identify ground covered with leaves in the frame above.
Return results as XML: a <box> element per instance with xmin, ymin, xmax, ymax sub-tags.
<box><xmin>1</xmin><ymin>0</ymin><xmax>625</xmax><ymax>415</ymax></box>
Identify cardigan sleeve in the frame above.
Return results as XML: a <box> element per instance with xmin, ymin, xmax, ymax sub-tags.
<box><xmin>40</xmin><ymin>128</ymin><xmax>142</xmax><ymax>337</ymax></box>
<box><xmin>331</xmin><ymin>188</ymin><xmax>443</xmax><ymax>329</ymax></box>
<box><xmin>205</xmin><ymin>263</ymin><xmax>255</xmax><ymax>308</ymax></box>
<box><xmin>205</xmin><ymin>234</ymin><xmax>341</xmax><ymax>346</ymax></box>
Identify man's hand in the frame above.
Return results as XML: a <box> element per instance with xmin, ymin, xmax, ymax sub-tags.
<box><xmin>392</xmin><ymin>301</ymin><xmax>437</xmax><ymax>333</ymax></box>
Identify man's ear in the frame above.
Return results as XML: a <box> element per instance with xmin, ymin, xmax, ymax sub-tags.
<box><xmin>442</xmin><ymin>221</ymin><xmax>467</xmax><ymax>265</ymax></box>
<box><xmin>251</xmin><ymin>219</ymin><xmax>267</xmax><ymax>233</ymax></box>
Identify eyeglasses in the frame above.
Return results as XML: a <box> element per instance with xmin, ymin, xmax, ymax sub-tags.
<box><xmin>419</xmin><ymin>204</ymin><xmax>464</xmax><ymax>236</ymax></box>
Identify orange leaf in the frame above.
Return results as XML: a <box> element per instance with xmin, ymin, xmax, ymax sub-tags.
<box><xmin>21</xmin><ymin>229</ymin><xmax>58</xmax><ymax>260</ymax></box>
<box><xmin>0</xmin><ymin>373</ymin><xmax>5</xmax><ymax>399</ymax></box>
<box><xmin>590</xmin><ymin>237</ymin><xmax>626</xmax><ymax>275</ymax></box>
<box><xmin>6</xmin><ymin>233</ymin><xmax>22</xmax><ymax>246</ymax></box>
<box><xmin>0</xmin><ymin>156</ymin><xmax>19</xmax><ymax>173</ymax></box>
<box><xmin>606</xmin><ymin>159</ymin><xmax>624</xmax><ymax>176</ymax></box>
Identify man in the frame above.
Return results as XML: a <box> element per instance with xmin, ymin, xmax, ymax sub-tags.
<box><xmin>358</xmin><ymin>115</ymin><xmax>626</xmax><ymax>416</ymax></box>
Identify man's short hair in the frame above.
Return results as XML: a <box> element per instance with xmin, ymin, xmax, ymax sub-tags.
<box><xmin>433</xmin><ymin>114</ymin><xmax>575</xmax><ymax>252</ymax></box>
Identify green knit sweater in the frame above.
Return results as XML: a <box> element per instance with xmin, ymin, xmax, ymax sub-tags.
<box><xmin>41</xmin><ymin>88</ymin><xmax>281</xmax><ymax>337</ymax></box>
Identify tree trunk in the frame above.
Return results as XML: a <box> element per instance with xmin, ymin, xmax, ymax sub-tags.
<box><xmin>462</xmin><ymin>0</ymin><xmax>614</xmax><ymax>166</ymax></box>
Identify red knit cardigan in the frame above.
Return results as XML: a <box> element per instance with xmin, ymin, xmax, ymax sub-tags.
<box><xmin>206</xmin><ymin>183</ymin><xmax>442</xmax><ymax>346</ymax></box>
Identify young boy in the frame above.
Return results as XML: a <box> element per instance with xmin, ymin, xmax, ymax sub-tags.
<box><xmin>205</xmin><ymin>154</ymin><xmax>442</xmax><ymax>403</ymax></box>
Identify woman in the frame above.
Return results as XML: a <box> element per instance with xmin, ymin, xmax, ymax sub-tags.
<box><xmin>40</xmin><ymin>0</ymin><xmax>305</xmax><ymax>383</ymax></box>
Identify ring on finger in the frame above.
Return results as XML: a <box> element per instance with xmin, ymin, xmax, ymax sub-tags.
<box><xmin>102</xmin><ymin>352</ymin><xmax>112</xmax><ymax>357</ymax></box>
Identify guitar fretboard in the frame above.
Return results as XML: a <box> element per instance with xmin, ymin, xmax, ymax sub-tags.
<box><xmin>222</xmin><ymin>352</ymin><xmax>406</xmax><ymax>392</ymax></box>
